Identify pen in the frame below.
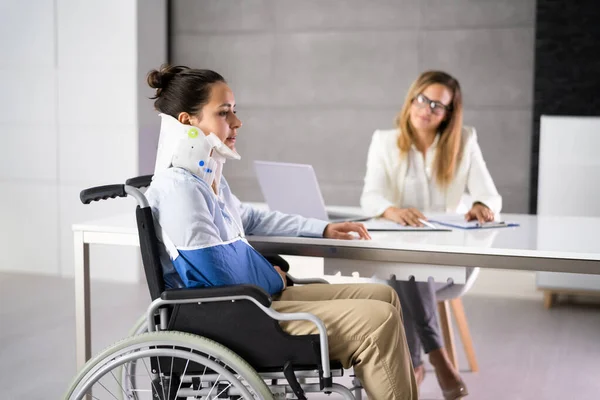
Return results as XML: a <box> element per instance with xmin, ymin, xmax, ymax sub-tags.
<box><xmin>418</xmin><ymin>219</ymin><xmax>437</xmax><ymax>229</ymax></box>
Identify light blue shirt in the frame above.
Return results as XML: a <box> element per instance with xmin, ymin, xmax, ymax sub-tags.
<box><xmin>145</xmin><ymin>167</ymin><xmax>329</xmax><ymax>295</ymax></box>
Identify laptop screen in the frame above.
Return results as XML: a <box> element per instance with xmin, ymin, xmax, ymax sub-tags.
<box><xmin>254</xmin><ymin>161</ymin><xmax>329</xmax><ymax>220</ymax></box>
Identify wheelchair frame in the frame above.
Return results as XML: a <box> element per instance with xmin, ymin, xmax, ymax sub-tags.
<box><xmin>65</xmin><ymin>175</ymin><xmax>363</xmax><ymax>400</ymax></box>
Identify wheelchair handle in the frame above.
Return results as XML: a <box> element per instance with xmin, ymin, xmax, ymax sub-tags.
<box><xmin>80</xmin><ymin>184</ymin><xmax>127</xmax><ymax>204</ymax></box>
<box><xmin>80</xmin><ymin>184</ymin><xmax>149</xmax><ymax>208</ymax></box>
<box><xmin>125</xmin><ymin>174</ymin><xmax>153</xmax><ymax>189</ymax></box>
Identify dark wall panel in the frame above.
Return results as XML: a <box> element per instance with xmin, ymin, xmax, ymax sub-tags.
<box><xmin>531</xmin><ymin>0</ymin><xmax>600</xmax><ymax>212</ymax></box>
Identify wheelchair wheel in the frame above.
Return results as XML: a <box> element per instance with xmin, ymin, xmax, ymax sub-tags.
<box><xmin>65</xmin><ymin>331</ymin><xmax>273</xmax><ymax>400</ymax></box>
<box><xmin>114</xmin><ymin>313</ymin><xmax>148</xmax><ymax>400</ymax></box>
<box><xmin>128</xmin><ymin>313</ymin><xmax>149</xmax><ymax>336</ymax></box>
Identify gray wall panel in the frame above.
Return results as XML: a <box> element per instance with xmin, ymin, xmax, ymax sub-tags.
<box><xmin>463</xmin><ymin>109</ymin><xmax>532</xmax><ymax>211</ymax></box>
<box><xmin>420</xmin><ymin>28</ymin><xmax>535</xmax><ymax>108</ymax></box>
<box><xmin>421</xmin><ymin>0</ymin><xmax>536</xmax><ymax>29</ymax></box>
<box><xmin>172</xmin><ymin>0</ymin><xmax>273</xmax><ymax>33</ymax></box>
<box><xmin>173</xmin><ymin>33</ymin><xmax>275</xmax><ymax>106</ymax></box>
<box><xmin>271</xmin><ymin>31</ymin><xmax>418</xmax><ymax>106</ymax></box>
<box><xmin>171</xmin><ymin>0</ymin><xmax>535</xmax><ymax>212</ymax></box>
<box><xmin>272</xmin><ymin>0</ymin><xmax>420</xmax><ymax>30</ymax></box>
<box><xmin>227</xmin><ymin>108</ymin><xmax>397</xmax><ymax>181</ymax></box>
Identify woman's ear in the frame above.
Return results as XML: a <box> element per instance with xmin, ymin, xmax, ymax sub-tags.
<box><xmin>177</xmin><ymin>112</ymin><xmax>192</xmax><ymax>125</ymax></box>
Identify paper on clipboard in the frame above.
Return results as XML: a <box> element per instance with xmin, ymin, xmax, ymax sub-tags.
<box><xmin>428</xmin><ymin>215</ymin><xmax>519</xmax><ymax>230</ymax></box>
<box><xmin>363</xmin><ymin>219</ymin><xmax>451</xmax><ymax>232</ymax></box>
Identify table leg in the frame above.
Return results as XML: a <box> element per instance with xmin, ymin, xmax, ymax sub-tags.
<box><xmin>438</xmin><ymin>300</ymin><xmax>458</xmax><ymax>371</ymax></box>
<box><xmin>74</xmin><ymin>231</ymin><xmax>91</xmax><ymax>370</ymax></box>
<box><xmin>543</xmin><ymin>290</ymin><xmax>557</xmax><ymax>309</ymax></box>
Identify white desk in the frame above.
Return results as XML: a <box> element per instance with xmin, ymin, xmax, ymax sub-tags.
<box><xmin>72</xmin><ymin>210</ymin><xmax>600</xmax><ymax>369</ymax></box>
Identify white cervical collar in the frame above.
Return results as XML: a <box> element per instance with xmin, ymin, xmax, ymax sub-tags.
<box><xmin>154</xmin><ymin>113</ymin><xmax>241</xmax><ymax>190</ymax></box>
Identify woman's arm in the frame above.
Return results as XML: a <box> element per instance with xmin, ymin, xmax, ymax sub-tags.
<box><xmin>360</xmin><ymin>130</ymin><xmax>396</xmax><ymax>216</ymax></box>
<box><xmin>236</xmin><ymin>198</ymin><xmax>329</xmax><ymax>237</ymax></box>
<box><xmin>155</xmin><ymin>178</ymin><xmax>284</xmax><ymax>295</ymax></box>
<box><xmin>466</xmin><ymin>128</ymin><xmax>502</xmax><ymax>215</ymax></box>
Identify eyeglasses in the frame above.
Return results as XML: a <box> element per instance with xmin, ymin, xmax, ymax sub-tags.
<box><xmin>412</xmin><ymin>93</ymin><xmax>451</xmax><ymax>116</ymax></box>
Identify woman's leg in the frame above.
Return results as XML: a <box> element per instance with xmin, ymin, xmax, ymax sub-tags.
<box><xmin>394</xmin><ymin>277</ymin><xmax>466</xmax><ymax>395</ymax></box>
<box><xmin>394</xmin><ymin>277</ymin><xmax>443</xmax><ymax>354</ymax></box>
<box><xmin>272</xmin><ymin>287</ymin><xmax>417</xmax><ymax>400</ymax></box>
<box><xmin>400</xmin><ymin>300</ymin><xmax>425</xmax><ymax>385</ymax></box>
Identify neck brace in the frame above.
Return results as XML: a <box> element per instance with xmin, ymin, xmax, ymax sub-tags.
<box><xmin>154</xmin><ymin>113</ymin><xmax>241</xmax><ymax>190</ymax></box>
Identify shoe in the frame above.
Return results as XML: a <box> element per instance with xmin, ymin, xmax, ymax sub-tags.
<box><xmin>429</xmin><ymin>348</ymin><xmax>469</xmax><ymax>399</ymax></box>
<box><xmin>441</xmin><ymin>380</ymin><xmax>468</xmax><ymax>400</ymax></box>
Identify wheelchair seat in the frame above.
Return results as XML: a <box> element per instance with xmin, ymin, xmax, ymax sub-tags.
<box><xmin>163</xmin><ymin>285</ymin><xmax>344</xmax><ymax>373</ymax></box>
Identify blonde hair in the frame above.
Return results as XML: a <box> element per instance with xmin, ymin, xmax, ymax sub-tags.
<box><xmin>395</xmin><ymin>71</ymin><xmax>463</xmax><ymax>187</ymax></box>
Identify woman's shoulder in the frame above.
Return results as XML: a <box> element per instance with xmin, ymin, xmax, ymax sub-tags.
<box><xmin>148</xmin><ymin>168</ymin><xmax>215</xmax><ymax>205</ymax></box>
<box><xmin>460</xmin><ymin>125</ymin><xmax>478</xmax><ymax>148</ymax></box>
<box><xmin>461</xmin><ymin>125</ymin><xmax>476</xmax><ymax>138</ymax></box>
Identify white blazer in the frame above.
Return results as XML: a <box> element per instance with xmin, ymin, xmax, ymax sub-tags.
<box><xmin>360</xmin><ymin>126</ymin><xmax>502</xmax><ymax>217</ymax></box>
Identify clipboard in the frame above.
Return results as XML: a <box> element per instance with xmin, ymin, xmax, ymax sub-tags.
<box><xmin>363</xmin><ymin>219</ymin><xmax>451</xmax><ymax>232</ymax></box>
<box><xmin>428</xmin><ymin>217</ymin><xmax>520</xmax><ymax>230</ymax></box>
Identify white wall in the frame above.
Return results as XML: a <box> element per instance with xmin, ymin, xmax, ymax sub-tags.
<box><xmin>0</xmin><ymin>0</ymin><xmax>166</xmax><ymax>282</ymax></box>
<box><xmin>536</xmin><ymin>115</ymin><xmax>600</xmax><ymax>292</ymax></box>
<box><xmin>1</xmin><ymin>0</ymin><xmax>60</xmax><ymax>276</ymax></box>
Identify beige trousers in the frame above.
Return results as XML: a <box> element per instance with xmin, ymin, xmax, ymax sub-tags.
<box><xmin>272</xmin><ymin>283</ymin><xmax>418</xmax><ymax>400</ymax></box>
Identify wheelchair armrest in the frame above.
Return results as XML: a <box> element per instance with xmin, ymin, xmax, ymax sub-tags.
<box><xmin>262</xmin><ymin>254</ymin><xmax>290</xmax><ymax>272</ymax></box>
<box><xmin>287</xmin><ymin>273</ymin><xmax>330</xmax><ymax>285</ymax></box>
<box><xmin>161</xmin><ymin>284</ymin><xmax>272</xmax><ymax>307</ymax></box>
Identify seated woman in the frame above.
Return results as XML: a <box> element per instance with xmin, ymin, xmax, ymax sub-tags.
<box><xmin>144</xmin><ymin>65</ymin><xmax>418</xmax><ymax>400</ymax></box>
<box><xmin>361</xmin><ymin>70</ymin><xmax>501</xmax><ymax>399</ymax></box>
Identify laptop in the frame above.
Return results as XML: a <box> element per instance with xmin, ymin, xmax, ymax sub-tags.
<box><xmin>254</xmin><ymin>161</ymin><xmax>369</xmax><ymax>222</ymax></box>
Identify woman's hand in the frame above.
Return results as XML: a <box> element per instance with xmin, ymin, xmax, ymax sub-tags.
<box><xmin>382</xmin><ymin>206</ymin><xmax>427</xmax><ymax>227</ymax></box>
<box><xmin>324</xmin><ymin>222</ymin><xmax>371</xmax><ymax>240</ymax></box>
<box><xmin>273</xmin><ymin>265</ymin><xmax>287</xmax><ymax>289</ymax></box>
<box><xmin>465</xmin><ymin>203</ymin><xmax>494</xmax><ymax>224</ymax></box>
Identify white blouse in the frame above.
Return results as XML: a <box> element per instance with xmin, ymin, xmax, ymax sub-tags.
<box><xmin>360</xmin><ymin>127</ymin><xmax>502</xmax><ymax>217</ymax></box>
<box><xmin>401</xmin><ymin>134</ymin><xmax>447</xmax><ymax>212</ymax></box>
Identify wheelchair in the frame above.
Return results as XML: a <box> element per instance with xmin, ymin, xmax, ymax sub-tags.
<box><xmin>64</xmin><ymin>175</ymin><xmax>364</xmax><ymax>400</ymax></box>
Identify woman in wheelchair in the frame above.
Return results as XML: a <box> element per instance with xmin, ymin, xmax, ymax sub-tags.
<box><xmin>140</xmin><ymin>64</ymin><xmax>419</xmax><ymax>400</ymax></box>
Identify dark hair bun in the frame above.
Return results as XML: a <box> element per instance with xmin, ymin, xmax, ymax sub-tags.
<box><xmin>147</xmin><ymin>66</ymin><xmax>226</xmax><ymax>116</ymax></box>
<box><xmin>147</xmin><ymin>64</ymin><xmax>190</xmax><ymax>97</ymax></box>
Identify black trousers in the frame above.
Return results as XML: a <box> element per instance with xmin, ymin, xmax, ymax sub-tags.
<box><xmin>392</xmin><ymin>277</ymin><xmax>444</xmax><ymax>368</ymax></box>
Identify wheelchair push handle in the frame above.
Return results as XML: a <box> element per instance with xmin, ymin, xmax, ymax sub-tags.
<box><xmin>79</xmin><ymin>184</ymin><xmax>127</xmax><ymax>204</ymax></box>
<box><xmin>125</xmin><ymin>174</ymin><xmax>153</xmax><ymax>189</ymax></box>
<box><xmin>79</xmin><ymin>176</ymin><xmax>150</xmax><ymax>208</ymax></box>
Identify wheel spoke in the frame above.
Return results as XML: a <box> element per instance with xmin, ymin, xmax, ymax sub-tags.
<box><xmin>67</xmin><ymin>333</ymin><xmax>269</xmax><ymax>400</ymax></box>
<box><xmin>155</xmin><ymin>347</ymin><xmax>167</xmax><ymax>400</ymax></box>
<box><xmin>141</xmin><ymin>356</ymin><xmax>162</xmax><ymax>397</ymax></box>
<box><xmin>167</xmin><ymin>346</ymin><xmax>175</xmax><ymax>399</ymax></box>
<box><xmin>109</xmin><ymin>370</ymin><xmax>127</xmax><ymax>396</ymax></box>
<box><xmin>96</xmin><ymin>381</ymin><xmax>119</xmax><ymax>400</ymax></box>
<box><xmin>215</xmin><ymin>382</ymin><xmax>232</xmax><ymax>398</ymax></box>
<box><xmin>205</xmin><ymin>373</ymin><xmax>221</xmax><ymax>398</ymax></box>
<box><xmin>174</xmin><ymin>358</ymin><xmax>190</xmax><ymax>398</ymax></box>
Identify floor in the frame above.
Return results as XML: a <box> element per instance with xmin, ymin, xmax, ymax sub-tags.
<box><xmin>1</xmin><ymin>272</ymin><xmax>599</xmax><ymax>399</ymax></box>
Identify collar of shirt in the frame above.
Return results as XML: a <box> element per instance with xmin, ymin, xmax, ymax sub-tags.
<box><xmin>409</xmin><ymin>133</ymin><xmax>440</xmax><ymax>153</ymax></box>
<box><xmin>409</xmin><ymin>134</ymin><xmax>440</xmax><ymax>179</ymax></box>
